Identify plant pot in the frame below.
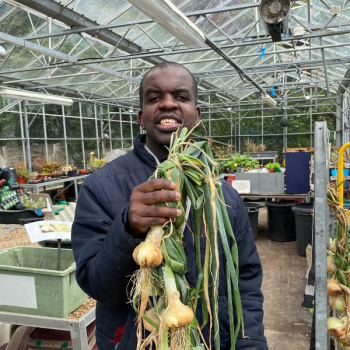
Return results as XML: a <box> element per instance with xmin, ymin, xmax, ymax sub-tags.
<box><xmin>68</xmin><ymin>169</ymin><xmax>77</xmax><ymax>177</ymax></box>
<box><xmin>36</xmin><ymin>208</ymin><xmax>42</xmax><ymax>216</ymax></box>
<box><xmin>38</xmin><ymin>174</ymin><xmax>47</xmax><ymax>179</ymax></box>
<box><xmin>268</xmin><ymin>169</ymin><xmax>277</xmax><ymax>173</ymax></box>
<box><xmin>57</xmin><ymin>191</ymin><xmax>66</xmax><ymax>199</ymax></box>
<box><xmin>32</xmin><ymin>209</ymin><xmax>37</xmax><ymax>213</ymax></box>
<box><xmin>17</xmin><ymin>176</ymin><xmax>26</xmax><ymax>184</ymax></box>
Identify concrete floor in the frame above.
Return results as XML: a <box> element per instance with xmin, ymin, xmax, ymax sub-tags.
<box><xmin>256</xmin><ymin>207</ymin><xmax>312</xmax><ymax>350</ymax></box>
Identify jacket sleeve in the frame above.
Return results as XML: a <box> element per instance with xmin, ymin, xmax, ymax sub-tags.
<box><xmin>71</xmin><ymin>176</ymin><xmax>142</xmax><ymax>307</ymax></box>
<box><xmin>222</xmin><ymin>181</ymin><xmax>268</xmax><ymax>350</ymax></box>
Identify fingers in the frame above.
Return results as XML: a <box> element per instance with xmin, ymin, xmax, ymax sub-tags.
<box><xmin>142</xmin><ymin>190</ymin><xmax>181</xmax><ymax>205</ymax></box>
<box><xmin>140</xmin><ymin>205</ymin><xmax>182</xmax><ymax>218</ymax></box>
<box><xmin>136</xmin><ymin>179</ymin><xmax>176</xmax><ymax>193</ymax></box>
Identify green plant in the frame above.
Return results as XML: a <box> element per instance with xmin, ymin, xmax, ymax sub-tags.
<box><xmin>61</xmin><ymin>164</ymin><xmax>73</xmax><ymax>175</ymax></box>
<box><xmin>22</xmin><ymin>195</ymin><xmax>34</xmax><ymax>210</ymax></box>
<box><xmin>40</xmin><ymin>162</ymin><xmax>61</xmax><ymax>174</ymax></box>
<box><xmin>34</xmin><ymin>197</ymin><xmax>44</xmax><ymax>210</ymax></box>
<box><xmin>265</xmin><ymin>162</ymin><xmax>281</xmax><ymax>169</ymax></box>
<box><xmin>89</xmin><ymin>152</ymin><xmax>107</xmax><ymax>169</ymax></box>
<box><xmin>15</xmin><ymin>162</ymin><xmax>30</xmax><ymax>179</ymax></box>
<box><xmin>218</xmin><ymin>154</ymin><xmax>259</xmax><ymax>172</ymax></box>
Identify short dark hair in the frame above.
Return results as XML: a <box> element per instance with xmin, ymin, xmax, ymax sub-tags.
<box><xmin>139</xmin><ymin>62</ymin><xmax>198</xmax><ymax>109</ymax></box>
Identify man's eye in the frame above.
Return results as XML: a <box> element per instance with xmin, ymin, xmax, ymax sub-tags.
<box><xmin>149</xmin><ymin>96</ymin><xmax>160</xmax><ymax>102</ymax></box>
<box><xmin>176</xmin><ymin>95</ymin><xmax>188</xmax><ymax>100</ymax></box>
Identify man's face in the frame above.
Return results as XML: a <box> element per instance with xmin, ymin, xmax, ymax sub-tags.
<box><xmin>138</xmin><ymin>66</ymin><xmax>201</xmax><ymax>147</ymax></box>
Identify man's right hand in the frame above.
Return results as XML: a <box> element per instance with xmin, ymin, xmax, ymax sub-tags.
<box><xmin>127</xmin><ymin>179</ymin><xmax>182</xmax><ymax>239</ymax></box>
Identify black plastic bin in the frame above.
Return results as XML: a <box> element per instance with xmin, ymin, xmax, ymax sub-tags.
<box><xmin>244</xmin><ymin>203</ymin><xmax>259</xmax><ymax>240</ymax></box>
<box><xmin>0</xmin><ymin>210</ymin><xmax>44</xmax><ymax>224</ymax></box>
<box><xmin>292</xmin><ymin>203</ymin><xmax>313</xmax><ymax>257</ymax></box>
<box><xmin>266</xmin><ymin>200</ymin><xmax>298</xmax><ymax>242</ymax></box>
<box><xmin>39</xmin><ymin>239</ymin><xmax>72</xmax><ymax>249</ymax></box>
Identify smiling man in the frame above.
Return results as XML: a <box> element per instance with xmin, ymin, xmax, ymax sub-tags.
<box><xmin>72</xmin><ymin>62</ymin><xmax>268</xmax><ymax>350</ymax></box>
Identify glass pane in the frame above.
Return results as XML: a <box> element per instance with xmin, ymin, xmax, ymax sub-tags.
<box><xmin>64</xmin><ymin>102</ymin><xmax>80</xmax><ymax>117</ymax></box>
<box><xmin>0</xmin><ymin>140</ymin><xmax>24</xmax><ymax>165</ymax></box>
<box><xmin>46</xmin><ymin>116</ymin><xmax>64</xmax><ymax>138</ymax></box>
<box><xmin>0</xmin><ymin>98</ymin><xmax>20</xmax><ymax>111</ymax></box>
<box><xmin>29</xmin><ymin>140</ymin><xmax>46</xmax><ymax>168</ymax></box>
<box><xmin>122</xmin><ymin>139</ymin><xmax>132</xmax><ymax>148</ymax></box>
<box><xmin>65</xmin><ymin>117</ymin><xmax>82</xmax><ymax>138</ymax></box>
<box><xmin>84</xmin><ymin>140</ymin><xmax>98</xmax><ymax>164</ymax></box>
<box><xmin>312</xmin><ymin>113</ymin><xmax>336</xmax><ymax>131</ymax></box>
<box><xmin>81</xmin><ymin>102</ymin><xmax>95</xmax><ymax>118</ymax></box>
<box><xmin>195</xmin><ymin>120</ymin><xmax>209</xmax><ymax>137</ymax></box>
<box><xmin>240</xmin><ymin>136</ymin><xmax>262</xmax><ymax>154</ymax></box>
<box><xmin>240</xmin><ymin>117</ymin><xmax>262</xmax><ymax>135</ymax></box>
<box><xmin>0</xmin><ymin>112</ymin><xmax>22</xmax><ymax>138</ymax></box>
<box><xmin>28</xmin><ymin>115</ymin><xmax>44</xmax><ymax>138</ymax></box>
<box><xmin>82</xmin><ymin>119</ymin><xmax>97</xmax><ymax>138</ymax></box>
<box><xmin>112</xmin><ymin>139</ymin><xmax>122</xmax><ymax>149</ymax></box>
<box><xmin>121</xmin><ymin>113</ymin><xmax>131</xmax><ymax>121</ymax></box>
<box><xmin>46</xmin><ymin>140</ymin><xmax>66</xmax><ymax>164</ymax></box>
<box><xmin>287</xmin><ymin>115</ymin><xmax>310</xmax><ymax>134</ymax></box>
<box><xmin>211</xmin><ymin>119</ymin><xmax>232</xmax><ymax>136</ymax></box>
<box><xmin>263</xmin><ymin>116</ymin><xmax>283</xmax><ymax>135</ymax></box>
<box><xmin>132</xmin><ymin>123</ymin><xmax>141</xmax><ymax>138</ymax></box>
<box><xmin>122</xmin><ymin>122</ymin><xmax>131</xmax><ymax>138</ymax></box>
<box><xmin>110</xmin><ymin>121</ymin><xmax>121</xmax><ymax>139</ymax></box>
<box><xmin>67</xmin><ymin>140</ymin><xmax>83</xmax><ymax>169</ymax></box>
<box><xmin>262</xmin><ymin>135</ymin><xmax>284</xmax><ymax>163</ymax></box>
<box><xmin>263</xmin><ymin>107</ymin><xmax>283</xmax><ymax>116</ymax></box>
<box><xmin>45</xmin><ymin>105</ymin><xmax>63</xmax><ymax>115</ymax></box>
<box><xmin>287</xmin><ymin>134</ymin><xmax>310</xmax><ymax>148</ymax></box>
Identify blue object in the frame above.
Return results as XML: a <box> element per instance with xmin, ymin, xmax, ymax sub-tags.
<box><xmin>258</xmin><ymin>46</ymin><xmax>266</xmax><ymax>58</ymax></box>
<box><xmin>271</xmin><ymin>86</ymin><xmax>276</xmax><ymax>96</ymax></box>
<box><xmin>285</xmin><ymin>152</ymin><xmax>311</xmax><ymax>194</ymax></box>
<box><xmin>331</xmin><ymin>169</ymin><xmax>350</xmax><ymax>176</ymax></box>
<box><xmin>36</xmin><ymin>208</ymin><xmax>42</xmax><ymax>216</ymax></box>
<box><xmin>345</xmin><ymin>181</ymin><xmax>349</xmax><ymax>189</ymax></box>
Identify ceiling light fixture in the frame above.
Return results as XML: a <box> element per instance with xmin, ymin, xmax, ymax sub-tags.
<box><xmin>0</xmin><ymin>89</ymin><xmax>74</xmax><ymax>106</ymax></box>
<box><xmin>126</xmin><ymin>0</ymin><xmax>283</xmax><ymax>109</ymax></box>
<box><xmin>0</xmin><ymin>45</ymin><xmax>6</xmax><ymax>61</ymax></box>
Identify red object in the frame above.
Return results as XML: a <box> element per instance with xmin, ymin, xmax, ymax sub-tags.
<box><xmin>111</xmin><ymin>325</ymin><xmax>125</xmax><ymax>344</ymax></box>
<box><xmin>227</xmin><ymin>175</ymin><xmax>235</xmax><ymax>185</ymax></box>
<box><xmin>17</xmin><ymin>176</ymin><xmax>26</xmax><ymax>184</ymax></box>
<box><xmin>57</xmin><ymin>191</ymin><xmax>66</xmax><ymax>199</ymax></box>
<box><xmin>268</xmin><ymin>169</ymin><xmax>277</xmax><ymax>173</ymax></box>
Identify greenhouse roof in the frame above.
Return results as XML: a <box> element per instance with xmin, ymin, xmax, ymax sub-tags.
<box><xmin>0</xmin><ymin>0</ymin><xmax>350</xmax><ymax>109</ymax></box>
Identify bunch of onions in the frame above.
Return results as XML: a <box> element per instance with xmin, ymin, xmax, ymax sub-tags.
<box><xmin>129</xmin><ymin>127</ymin><xmax>243</xmax><ymax>350</ymax></box>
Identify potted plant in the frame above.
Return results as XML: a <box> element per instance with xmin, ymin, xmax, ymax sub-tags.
<box><xmin>265</xmin><ymin>162</ymin><xmax>281</xmax><ymax>173</ymax></box>
<box><xmin>22</xmin><ymin>196</ymin><xmax>35</xmax><ymax>211</ymax></box>
<box><xmin>40</xmin><ymin>162</ymin><xmax>62</xmax><ymax>178</ymax></box>
<box><xmin>15</xmin><ymin>162</ymin><xmax>30</xmax><ymax>184</ymax></box>
<box><xmin>89</xmin><ymin>152</ymin><xmax>107</xmax><ymax>172</ymax></box>
<box><xmin>61</xmin><ymin>164</ymin><xmax>73</xmax><ymax>176</ymax></box>
<box><xmin>28</xmin><ymin>171</ymin><xmax>38</xmax><ymax>182</ymax></box>
<box><xmin>34</xmin><ymin>197</ymin><xmax>44</xmax><ymax>215</ymax></box>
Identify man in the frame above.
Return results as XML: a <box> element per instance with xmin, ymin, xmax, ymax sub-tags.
<box><xmin>72</xmin><ymin>62</ymin><xmax>268</xmax><ymax>350</ymax></box>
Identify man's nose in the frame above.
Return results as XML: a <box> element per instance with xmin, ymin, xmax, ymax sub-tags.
<box><xmin>159</xmin><ymin>94</ymin><xmax>178</xmax><ymax>110</ymax></box>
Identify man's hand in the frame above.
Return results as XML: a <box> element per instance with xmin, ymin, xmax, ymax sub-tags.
<box><xmin>127</xmin><ymin>179</ymin><xmax>182</xmax><ymax>239</ymax></box>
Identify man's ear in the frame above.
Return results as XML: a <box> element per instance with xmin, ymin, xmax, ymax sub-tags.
<box><xmin>138</xmin><ymin>110</ymin><xmax>145</xmax><ymax>130</ymax></box>
<box><xmin>195</xmin><ymin>105</ymin><xmax>201</xmax><ymax>124</ymax></box>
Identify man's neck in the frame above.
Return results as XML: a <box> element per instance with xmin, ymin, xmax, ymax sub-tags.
<box><xmin>145</xmin><ymin>136</ymin><xmax>169</xmax><ymax>158</ymax></box>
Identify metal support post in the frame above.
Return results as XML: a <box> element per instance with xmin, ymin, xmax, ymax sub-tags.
<box><xmin>319</xmin><ymin>37</ymin><xmax>330</xmax><ymax>97</ymax></box>
<box><xmin>23</xmin><ymin>101</ymin><xmax>32</xmax><ymax>172</ymax></box>
<box><xmin>283</xmin><ymin>108</ymin><xmax>287</xmax><ymax>149</ymax></box>
<box><xmin>314</xmin><ymin>121</ymin><xmax>329</xmax><ymax>350</ymax></box>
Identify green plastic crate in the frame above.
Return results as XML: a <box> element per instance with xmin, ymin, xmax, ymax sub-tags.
<box><xmin>0</xmin><ymin>247</ymin><xmax>87</xmax><ymax>318</ymax></box>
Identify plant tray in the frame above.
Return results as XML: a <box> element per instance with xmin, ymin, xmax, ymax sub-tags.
<box><xmin>0</xmin><ymin>247</ymin><xmax>87</xmax><ymax>318</ymax></box>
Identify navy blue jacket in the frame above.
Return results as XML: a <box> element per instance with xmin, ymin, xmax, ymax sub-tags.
<box><xmin>72</xmin><ymin>134</ymin><xmax>268</xmax><ymax>350</ymax></box>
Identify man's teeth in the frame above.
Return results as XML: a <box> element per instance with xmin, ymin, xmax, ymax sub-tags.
<box><xmin>160</xmin><ymin>118</ymin><xmax>177</xmax><ymax>125</ymax></box>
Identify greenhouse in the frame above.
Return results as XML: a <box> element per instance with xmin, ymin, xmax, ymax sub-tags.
<box><xmin>0</xmin><ymin>0</ymin><xmax>348</xmax><ymax>349</ymax></box>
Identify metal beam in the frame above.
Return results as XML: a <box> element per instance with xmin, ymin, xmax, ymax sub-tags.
<box><xmin>8</xmin><ymin>3</ymin><xmax>260</xmax><ymax>42</ymax></box>
<box><xmin>0</xmin><ymin>32</ymin><xmax>140</xmax><ymax>83</ymax></box>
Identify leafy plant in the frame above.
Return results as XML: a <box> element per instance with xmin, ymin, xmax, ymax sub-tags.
<box><xmin>15</xmin><ymin>162</ymin><xmax>30</xmax><ymax>179</ymax></box>
<box><xmin>22</xmin><ymin>195</ymin><xmax>34</xmax><ymax>210</ymax></box>
<box><xmin>40</xmin><ymin>162</ymin><xmax>61</xmax><ymax>174</ymax></box>
<box><xmin>34</xmin><ymin>197</ymin><xmax>44</xmax><ymax>209</ymax></box>
<box><xmin>89</xmin><ymin>152</ymin><xmax>107</xmax><ymax>169</ymax></box>
<box><xmin>218</xmin><ymin>154</ymin><xmax>259</xmax><ymax>172</ymax></box>
<box><xmin>244</xmin><ymin>138</ymin><xmax>266</xmax><ymax>153</ymax></box>
<box><xmin>265</xmin><ymin>162</ymin><xmax>281</xmax><ymax>169</ymax></box>
<box><xmin>61</xmin><ymin>164</ymin><xmax>73</xmax><ymax>175</ymax></box>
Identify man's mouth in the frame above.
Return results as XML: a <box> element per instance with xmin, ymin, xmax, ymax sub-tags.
<box><xmin>156</xmin><ymin>116</ymin><xmax>182</xmax><ymax>132</ymax></box>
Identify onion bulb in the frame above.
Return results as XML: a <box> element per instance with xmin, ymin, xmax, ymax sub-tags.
<box><xmin>329</xmin><ymin>295</ymin><xmax>346</xmax><ymax>311</ymax></box>
<box><xmin>162</xmin><ymin>263</ymin><xmax>194</xmax><ymax>329</ymax></box>
<box><xmin>133</xmin><ymin>226</ymin><xmax>164</xmax><ymax>268</ymax></box>
<box><xmin>328</xmin><ymin>317</ymin><xmax>346</xmax><ymax>338</ymax></box>
<box><xmin>327</xmin><ymin>279</ymin><xmax>343</xmax><ymax>296</ymax></box>
<box><xmin>327</xmin><ymin>256</ymin><xmax>337</xmax><ymax>274</ymax></box>
<box><xmin>143</xmin><ymin>308</ymin><xmax>159</xmax><ymax>333</ymax></box>
<box><xmin>330</xmin><ymin>240</ymin><xmax>337</xmax><ymax>254</ymax></box>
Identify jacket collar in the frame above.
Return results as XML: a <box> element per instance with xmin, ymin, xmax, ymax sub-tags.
<box><xmin>133</xmin><ymin>134</ymin><xmax>160</xmax><ymax>169</ymax></box>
